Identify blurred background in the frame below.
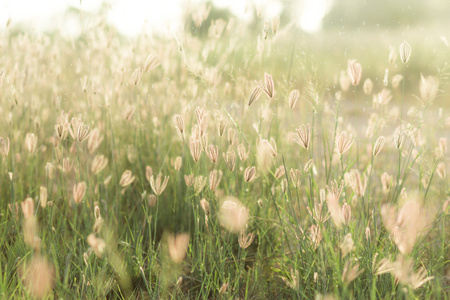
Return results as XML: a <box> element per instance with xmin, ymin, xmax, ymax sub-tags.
<box><xmin>1</xmin><ymin>0</ymin><xmax>449</xmax><ymax>104</ymax></box>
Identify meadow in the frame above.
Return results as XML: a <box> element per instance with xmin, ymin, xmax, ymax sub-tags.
<box><xmin>0</xmin><ymin>7</ymin><xmax>449</xmax><ymax>299</ymax></box>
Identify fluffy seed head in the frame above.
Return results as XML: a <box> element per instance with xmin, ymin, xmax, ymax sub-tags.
<box><xmin>223</xmin><ymin>149</ymin><xmax>236</xmax><ymax>172</ymax></box>
<box><xmin>347</xmin><ymin>59</ymin><xmax>362</xmax><ymax>86</ymax></box>
<box><xmin>363</xmin><ymin>78</ymin><xmax>373</xmax><ymax>95</ymax></box>
<box><xmin>174</xmin><ymin>156</ymin><xmax>182</xmax><ymax>171</ymax></box>
<box><xmin>260</xmin><ymin>138</ymin><xmax>277</xmax><ymax>157</ymax></box>
<box><xmin>336</xmin><ymin>131</ymin><xmax>354</xmax><ymax>155</ymax></box>
<box><xmin>174</xmin><ymin>114</ymin><xmax>185</xmax><ymax>140</ymax></box>
<box><xmin>150</xmin><ymin>173</ymin><xmax>169</xmax><ymax>196</ymax></box>
<box><xmin>91</xmin><ymin>155</ymin><xmax>108</xmax><ymax>175</ymax></box>
<box><xmin>419</xmin><ymin>74</ymin><xmax>439</xmax><ymax>104</ymax></box>
<box><xmin>21</xmin><ymin>197</ymin><xmax>34</xmax><ymax>219</ymax></box>
<box><xmin>119</xmin><ymin>170</ymin><xmax>135</xmax><ymax>187</ymax></box>
<box><xmin>237</xmin><ymin>144</ymin><xmax>249</xmax><ymax>162</ymax></box>
<box><xmin>399</xmin><ymin>40</ymin><xmax>411</xmax><ymax>64</ymax></box>
<box><xmin>87</xmin><ymin>234</ymin><xmax>106</xmax><ymax>258</ymax></box>
<box><xmin>189</xmin><ymin>139</ymin><xmax>202</xmax><ymax>162</ymax></box>
<box><xmin>73</xmin><ymin>182</ymin><xmax>87</xmax><ymax>204</ymax></box>
<box><xmin>167</xmin><ymin>233</ymin><xmax>189</xmax><ymax>263</ymax></box>
<box><xmin>25</xmin><ymin>133</ymin><xmax>38</xmax><ymax>154</ymax></box>
<box><xmin>206</xmin><ymin>144</ymin><xmax>219</xmax><ymax>163</ymax></box>
<box><xmin>340</xmin><ymin>233</ymin><xmax>355</xmax><ymax>257</ymax></box>
<box><xmin>40</xmin><ymin>186</ymin><xmax>48</xmax><ymax>208</ymax></box>
<box><xmin>244</xmin><ymin>166</ymin><xmax>256</xmax><ymax>182</ymax></box>
<box><xmin>255</xmin><ymin>73</ymin><xmax>275</xmax><ymax>99</ymax></box>
<box><xmin>87</xmin><ymin>128</ymin><xmax>103</xmax><ymax>154</ymax></box>
<box><xmin>22</xmin><ymin>256</ymin><xmax>55</xmax><ymax>299</ymax></box>
<box><xmin>209</xmin><ymin>169</ymin><xmax>223</xmax><ymax>192</ymax></box>
<box><xmin>248</xmin><ymin>85</ymin><xmax>263</xmax><ymax>107</ymax></box>
<box><xmin>293</xmin><ymin>124</ymin><xmax>311</xmax><ymax>149</ymax></box>
<box><xmin>219</xmin><ymin>197</ymin><xmax>249</xmax><ymax>233</ymax></box>
<box><xmin>342</xmin><ymin>260</ymin><xmax>363</xmax><ymax>284</ymax></box>
<box><xmin>373</xmin><ymin>136</ymin><xmax>385</xmax><ymax>156</ymax></box>
<box><xmin>239</xmin><ymin>228</ymin><xmax>255</xmax><ymax>249</ymax></box>
<box><xmin>289</xmin><ymin>89</ymin><xmax>299</xmax><ymax>108</ymax></box>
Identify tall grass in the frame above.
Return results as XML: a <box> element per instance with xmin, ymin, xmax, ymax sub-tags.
<box><xmin>0</xmin><ymin>9</ymin><xmax>449</xmax><ymax>299</ymax></box>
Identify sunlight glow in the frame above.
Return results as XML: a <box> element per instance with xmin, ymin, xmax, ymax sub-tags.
<box><xmin>0</xmin><ymin>0</ymin><xmax>329</xmax><ymax>35</ymax></box>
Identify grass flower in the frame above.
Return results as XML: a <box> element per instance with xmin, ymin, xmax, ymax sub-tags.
<box><xmin>248</xmin><ymin>85</ymin><xmax>263</xmax><ymax>107</ymax></box>
<box><xmin>223</xmin><ymin>149</ymin><xmax>236</xmax><ymax>171</ymax></box>
<box><xmin>347</xmin><ymin>59</ymin><xmax>362</xmax><ymax>86</ymax></box>
<box><xmin>289</xmin><ymin>89</ymin><xmax>299</xmax><ymax>108</ymax></box>
<box><xmin>209</xmin><ymin>169</ymin><xmax>222</xmax><ymax>191</ymax></box>
<box><xmin>244</xmin><ymin>166</ymin><xmax>256</xmax><ymax>182</ymax></box>
<box><xmin>119</xmin><ymin>170</ymin><xmax>135</xmax><ymax>188</ymax></box>
<box><xmin>25</xmin><ymin>133</ymin><xmax>38</xmax><ymax>154</ymax></box>
<box><xmin>149</xmin><ymin>173</ymin><xmax>169</xmax><ymax>196</ymax></box>
<box><xmin>399</xmin><ymin>40</ymin><xmax>411</xmax><ymax>64</ymax></box>
<box><xmin>293</xmin><ymin>124</ymin><xmax>311</xmax><ymax>149</ymax></box>
<box><xmin>342</xmin><ymin>260</ymin><xmax>363</xmax><ymax>284</ymax></box>
<box><xmin>73</xmin><ymin>182</ymin><xmax>87</xmax><ymax>204</ymax></box>
<box><xmin>336</xmin><ymin>131</ymin><xmax>353</xmax><ymax>155</ymax></box>
<box><xmin>239</xmin><ymin>228</ymin><xmax>255</xmax><ymax>249</ymax></box>
<box><xmin>256</xmin><ymin>73</ymin><xmax>275</xmax><ymax>99</ymax></box>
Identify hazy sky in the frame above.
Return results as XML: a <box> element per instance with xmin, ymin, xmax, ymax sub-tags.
<box><xmin>0</xmin><ymin>0</ymin><xmax>331</xmax><ymax>36</ymax></box>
